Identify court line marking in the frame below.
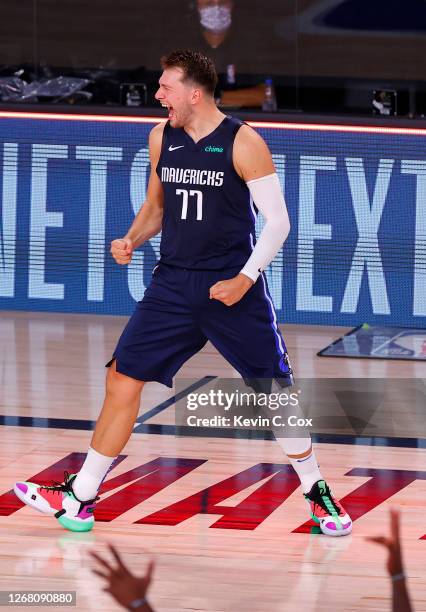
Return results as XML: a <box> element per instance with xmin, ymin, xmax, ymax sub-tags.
<box><xmin>0</xmin><ymin>414</ymin><xmax>425</xmax><ymax>448</ymax></box>
<box><xmin>134</xmin><ymin>376</ymin><xmax>217</xmax><ymax>428</ymax></box>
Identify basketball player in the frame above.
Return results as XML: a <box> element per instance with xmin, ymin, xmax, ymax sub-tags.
<box><xmin>14</xmin><ymin>50</ymin><xmax>352</xmax><ymax>537</ymax></box>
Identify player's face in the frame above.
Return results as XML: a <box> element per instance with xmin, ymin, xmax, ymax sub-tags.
<box><xmin>155</xmin><ymin>68</ymin><xmax>195</xmax><ymax>128</ymax></box>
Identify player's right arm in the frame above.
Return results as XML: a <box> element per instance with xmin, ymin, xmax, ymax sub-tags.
<box><xmin>111</xmin><ymin>122</ymin><xmax>165</xmax><ymax>265</ymax></box>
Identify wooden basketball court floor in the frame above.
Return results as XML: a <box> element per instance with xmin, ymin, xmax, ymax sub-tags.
<box><xmin>0</xmin><ymin>310</ymin><xmax>425</xmax><ymax>611</ymax></box>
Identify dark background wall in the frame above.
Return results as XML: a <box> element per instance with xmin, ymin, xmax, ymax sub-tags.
<box><xmin>1</xmin><ymin>0</ymin><xmax>425</xmax><ymax>81</ymax></box>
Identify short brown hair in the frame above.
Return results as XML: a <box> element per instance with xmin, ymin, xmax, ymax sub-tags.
<box><xmin>160</xmin><ymin>49</ymin><xmax>218</xmax><ymax>96</ymax></box>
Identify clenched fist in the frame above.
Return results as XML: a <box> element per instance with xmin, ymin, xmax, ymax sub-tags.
<box><xmin>209</xmin><ymin>273</ymin><xmax>254</xmax><ymax>306</ymax></box>
<box><xmin>110</xmin><ymin>237</ymin><xmax>133</xmax><ymax>265</ymax></box>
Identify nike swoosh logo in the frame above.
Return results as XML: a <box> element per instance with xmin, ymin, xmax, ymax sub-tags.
<box><xmin>168</xmin><ymin>145</ymin><xmax>184</xmax><ymax>151</ymax></box>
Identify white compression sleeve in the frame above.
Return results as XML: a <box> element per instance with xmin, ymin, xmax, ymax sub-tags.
<box><xmin>240</xmin><ymin>173</ymin><xmax>290</xmax><ymax>282</ymax></box>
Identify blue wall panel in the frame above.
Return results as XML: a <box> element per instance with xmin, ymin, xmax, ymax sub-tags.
<box><xmin>0</xmin><ymin>113</ymin><xmax>425</xmax><ymax>327</ymax></box>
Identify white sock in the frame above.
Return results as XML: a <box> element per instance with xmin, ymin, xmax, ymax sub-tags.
<box><xmin>274</xmin><ymin>436</ymin><xmax>323</xmax><ymax>494</ymax></box>
<box><xmin>72</xmin><ymin>447</ymin><xmax>117</xmax><ymax>501</ymax></box>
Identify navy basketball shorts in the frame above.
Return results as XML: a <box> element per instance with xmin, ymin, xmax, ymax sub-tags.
<box><xmin>106</xmin><ymin>263</ymin><xmax>293</xmax><ymax>388</ymax></box>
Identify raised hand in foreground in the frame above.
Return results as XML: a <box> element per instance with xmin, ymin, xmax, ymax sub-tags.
<box><xmin>367</xmin><ymin>508</ymin><xmax>412</xmax><ymax>612</ymax></box>
<box><xmin>90</xmin><ymin>543</ymin><xmax>155</xmax><ymax>611</ymax></box>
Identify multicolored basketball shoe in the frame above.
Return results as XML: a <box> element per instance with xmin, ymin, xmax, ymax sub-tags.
<box><xmin>13</xmin><ymin>471</ymin><xmax>98</xmax><ymax>532</ymax></box>
<box><xmin>304</xmin><ymin>480</ymin><xmax>352</xmax><ymax>536</ymax></box>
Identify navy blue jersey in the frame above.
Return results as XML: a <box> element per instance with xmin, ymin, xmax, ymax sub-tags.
<box><xmin>156</xmin><ymin>115</ymin><xmax>256</xmax><ymax>270</ymax></box>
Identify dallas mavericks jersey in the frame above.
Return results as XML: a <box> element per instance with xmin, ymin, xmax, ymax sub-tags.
<box><xmin>156</xmin><ymin>116</ymin><xmax>256</xmax><ymax>269</ymax></box>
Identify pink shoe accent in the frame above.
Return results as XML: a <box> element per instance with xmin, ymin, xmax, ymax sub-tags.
<box><xmin>38</xmin><ymin>488</ymin><xmax>64</xmax><ymax>511</ymax></box>
<box><xmin>16</xmin><ymin>483</ymin><xmax>28</xmax><ymax>494</ymax></box>
<box><xmin>77</xmin><ymin>504</ymin><xmax>95</xmax><ymax>520</ymax></box>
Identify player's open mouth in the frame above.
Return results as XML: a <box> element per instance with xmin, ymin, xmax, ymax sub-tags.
<box><xmin>161</xmin><ymin>103</ymin><xmax>174</xmax><ymax>119</ymax></box>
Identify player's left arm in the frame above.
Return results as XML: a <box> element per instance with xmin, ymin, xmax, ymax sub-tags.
<box><xmin>209</xmin><ymin>125</ymin><xmax>290</xmax><ymax>306</ymax></box>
